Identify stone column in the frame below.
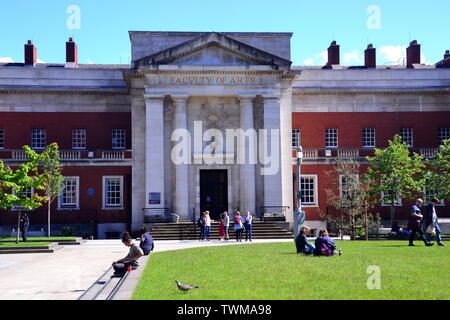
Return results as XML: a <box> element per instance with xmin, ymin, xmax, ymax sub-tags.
<box><xmin>261</xmin><ymin>96</ymin><xmax>283</xmax><ymax>208</ymax></box>
<box><xmin>238</xmin><ymin>96</ymin><xmax>256</xmax><ymax>215</ymax></box>
<box><xmin>144</xmin><ymin>95</ymin><xmax>166</xmax><ymax>213</ymax></box>
<box><xmin>172</xmin><ymin>95</ymin><xmax>190</xmax><ymax>219</ymax></box>
<box><xmin>131</xmin><ymin>95</ymin><xmax>146</xmax><ymax>232</ymax></box>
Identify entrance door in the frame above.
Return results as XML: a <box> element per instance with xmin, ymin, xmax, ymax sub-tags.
<box><xmin>200</xmin><ymin>169</ymin><xmax>228</xmax><ymax>220</ymax></box>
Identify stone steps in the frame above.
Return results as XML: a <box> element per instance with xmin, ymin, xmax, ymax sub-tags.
<box><xmin>146</xmin><ymin>221</ymin><xmax>294</xmax><ymax>240</ymax></box>
<box><xmin>0</xmin><ymin>242</ymin><xmax>63</xmax><ymax>254</ymax></box>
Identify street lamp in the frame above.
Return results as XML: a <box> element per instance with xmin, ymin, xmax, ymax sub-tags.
<box><xmin>294</xmin><ymin>146</ymin><xmax>305</xmax><ymax>237</ymax></box>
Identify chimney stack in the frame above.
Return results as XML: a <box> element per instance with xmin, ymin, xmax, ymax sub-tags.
<box><xmin>65</xmin><ymin>37</ymin><xmax>78</xmax><ymax>67</ymax></box>
<box><xmin>406</xmin><ymin>40</ymin><xmax>421</xmax><ymax>68</ymax></box>
<box><xmin>24</xmin><ymin>40</ymin><xmax>37</xmax><ymax>66</ymax></box>
<box><xmin>364</xmin><ymin>44</ymin><xmax>376</xmax><ymax>68</ymax></box>
<box><xmin>444</xmin><ymin>50</ymin><xmax>450</xmax><ymax>68</ymax></box>
<box><xmin>327</xmin><ymin>41</ymin><xmax>340</xmax><ymax>67</ymax></box>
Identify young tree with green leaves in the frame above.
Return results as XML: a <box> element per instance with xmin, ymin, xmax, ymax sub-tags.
<box><xmin>365</xmin><ymin>135</ymin><xmax>425</xmax><ymax>227</ymax></box>
<box><xmin>425</xmin><ymin>139</ymin><xmax>450</xmax><ymax>201</ymax></box>
<box><xmin>0</xmin><ymin>148</ymin><xmax>47</xmax><ymax>243</ymax></box>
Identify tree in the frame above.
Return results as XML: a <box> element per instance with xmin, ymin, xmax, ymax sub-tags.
<box><xmin>0</xmin><ymin>147</ymin><xmax>47</xmax><ymax>243</ymax></box>
<box><xmin>325</xmin><ymin>159</ymin><xmax>376</xmax><ymax>240</ymax></box>
<box><xmin>35</xmin><ymin>143</ymin><xmax>64</xmax><ymax>237</ymax></box>
<box><xmin>425</xmin><ymin>139</ymin><xmax>450</xmax><ymax>201</ymax></box>
<box><xmin>365</xmin><ymin>135</ymin><xmax>425</xmax><ymax>226</ymax></box>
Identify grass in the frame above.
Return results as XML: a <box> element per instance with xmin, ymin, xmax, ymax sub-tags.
<box><xmin>132</xmin><ymin>241</ymin><xmax>450</xmax><ymax>300</ymax></box>
<box><xmin>0</xmin><ymin>237</ymin><xmax>77</xmax><ymax>241</ymax></box>
<box><xmin>0</xmin><ymin>242</ymin><xmax>51</xmax><ymax>247</ymax></box>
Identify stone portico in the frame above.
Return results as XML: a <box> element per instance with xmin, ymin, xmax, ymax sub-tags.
<box><xmin>125</xmin><ymin>32</ymin><xmax>296</xmax><ymax>230</ymax></box>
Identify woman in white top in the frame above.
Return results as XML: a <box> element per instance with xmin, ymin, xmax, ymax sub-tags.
<box><xmin>204</xmin><ymin>211</ymin><xmax>211</xmax><ymax>241</ymax></box>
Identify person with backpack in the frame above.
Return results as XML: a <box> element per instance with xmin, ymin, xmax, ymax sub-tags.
<box><xmin>19</xmin><ymin>212</ymin><xmax>30</xmax><ymax>242</ymax></box>
<box><xmin>197</xmin><ymin>212</ymin><xmax>206</xmax><ymax>241</ymax></box>
<box><xmin>139</xmin><ymin>226</ymin><xmax>154</xmax><ymax>255</ymax></box>
<box><xmin>233</xmin><ymin>211</ymin><xmax>244</xmax><ymax>242</ymax></box>
<box><xmin>314</xmin><ymin>229</ymin><xmax>341</xmax><ymax>256</ymax></box>
<box><xmin>295</xmin><ymin>226</ymin><xmax>315</xmax><ymax>255</ymax></box>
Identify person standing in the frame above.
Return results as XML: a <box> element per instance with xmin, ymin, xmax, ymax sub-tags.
<box><xmin>204</xmin><ymin>211</ymin><xmax>211</xmax><ymax>241</ymax></box>
<box><xmin>197</xmin><ymin>212</ymin><xmax>206</xmax><ymax>242</ymax></box>
<box><xmin>233</xmin><ymin>211</ymin><xmax>244</xmax><ymax>242</ymax></box>
<box><xmin>218</xmin><ymin>213</ymin><xmax>225</xmax><ymax>241</ymax></box>
<box><xmin>223</xmin><ymin>211</ymin><xmax>230</xmax><ymax>240</ymax></box>
<box><xmin>243</xmin><ymin>211</ymin><xmax>253</xmax><ymax>242</ymax></box>
<box><xmin>19</xmin><ymin>212</ymin><xmax>30</xmax><ymax>242</ymax></box>
<box><xmin>408</xmin><ymin>198</ymin><xmax>433</xmax><ymax>247</ymax></box>
<box><xmin>424</xmin><ymin>197</ymin><xmax>445</xmax><ymax>246</ymax></box>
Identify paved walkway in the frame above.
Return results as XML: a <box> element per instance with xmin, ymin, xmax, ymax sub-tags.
<box><xmin>0</xmin><ymin>238</ymin><xmax>294</xmax><ymax>300</ymax></box>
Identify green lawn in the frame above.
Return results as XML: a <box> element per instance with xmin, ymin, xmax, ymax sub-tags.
<box><xmin>0</xmin><ymin>242</ymin><xmax>51</xmax><ymax>247</ymax></box>
<box><xmin>0</xmin><ymin>237</ymin><xmax>77</xmax><ymax>241</ymax></box>
<box><xmin>132</xmin><ymin>241</ymin><xmax>450</xmax><ymax>300</ymax></box>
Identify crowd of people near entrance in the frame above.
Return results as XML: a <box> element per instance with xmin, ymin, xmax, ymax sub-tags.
<box><xmin>197</xmin><ymin>210</ymin><xmax>253</xmax><ymax>242</ymax></box>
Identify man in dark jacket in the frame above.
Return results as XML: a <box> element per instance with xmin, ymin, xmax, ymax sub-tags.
<box><xmin>139</xmin><ymin>227</ymin><xmax>155</xmax><ymax>255</ymax></box>
<box><xmin>424</xmin><ymin>198</ymin><xmax>445</xmax><ymax>246</ymax></box>
<box><xmin>19</xmin><ymin>213</ymin><xmax>30</xmax><ymax>242</ymax></box>
<box><xmin>408</xmin><ymin>198</ymin><xmax>433</xmax><ymax>247</ymax></box>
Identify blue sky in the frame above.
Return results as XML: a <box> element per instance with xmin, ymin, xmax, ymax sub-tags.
<box><xmin>0</xmin><ymin>0</ymin><xmax>449</xmax><ymax>66</ymax></box>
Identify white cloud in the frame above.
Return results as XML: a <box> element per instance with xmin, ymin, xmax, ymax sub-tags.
<box><xmin>0</xmin><ymin>57</ymin><xmax>13</xmax><ymax>63</ymax></box>
<box><xmin>302</xmin><ymin>50</ymin><xmax>327</xmax><ymax>66</ymax></box>
<box><xmin>86</xmin><ymin>59</ymin><xmax>94</xmax><ymax>64</ymax></box>
<box><xmin>379</xmin><ymin>45</ymin><xmax>407</xmax><ymax>65</ymax></box>
<box><xmin>343</xmin><ymin>50</ymin><xmax>363</xmax><ymax>65</ymax></box>
<box><xmin>37</xmin><ymin>58</ymin><xmax>46</xmax><ymax>64</ymax></box>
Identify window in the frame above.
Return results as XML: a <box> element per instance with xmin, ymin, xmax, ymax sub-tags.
<box><xmin>59</xmin><ymin>177</ymin><xmax>79</xmax><ymax>209</ymax></box>
<box><xmin>112</xmin><ymin>129</ymin><xmax>126</xmax><ymax>149</ymax></box>
<box><xmin>438</xmin><ymin>128</ymin><xmax>450</xmax><ymax>145</ymax></box>
<box><xmin>292</xmin><ymin>129</ymin><xmax>301</xmax><ymax>148</ymax></box>
<box><xmin>12</xmin><ymin>186</ymin><xmax>34</xmax><ymax>210</ymax></box>
<box><xmin>299</xmin><ymin>175</ymin><xmax>318</xmax><ymax>206</ymax></box>
<box><xmin>424</xmin><ymin>187</ymin><xmax>445</xmax><ymax>206</ymax></box>
<box><xmin>0</xmin><ymin>129</ymin><xmax>4</xmax><ymax>149</ymax></box>
<box><xmin>339</xmin><ymin>174</ymin><xmax>359</xmax><ymax>200</ymax></box>
<box><xmin>325</xmin><ymin>129</ymin><xmax>338</xmax><ymax>148</ymax></box>
<box><xmin>31</xmin><ymin>129</ymin><xmax>46</xmax><ymax>149</ymax></box>
<box><xmin>362</xmin><ymin>128</ymin><xmax>375</xmax><ymax>148</ymax></box>
<box><xmin>381</xmin><ymin>191</ymin><xmax>402</xmax><ymax>206</ymax></box>
<box><xmin>103</xmin><ymin>176</ymin><xmax>123</xmax><ymax>208</ymax></box>
<box><xmin>72</xmin><ymin>129</ymin><xmax>87</xmax><ymax>149</ymax></box>
<box><xmin>399</xmin><ymin>128</ymin><xmax>413</xmax><ymax>147</ymax></box>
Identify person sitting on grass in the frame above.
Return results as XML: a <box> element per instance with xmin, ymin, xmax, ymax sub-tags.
<box><xmin>314</xmin><ymin>229</ymin><xmax>341</xmax><ymax>256</ymax></box>
<box><xmin>112</xmin><ymin>232</ymin><xmax>143</xmax><ymax>276</ymax></box>
<box><xmin>295</xmin><ymin>226</ymin><xmax>315</xmax><ymax>255</ymax></box>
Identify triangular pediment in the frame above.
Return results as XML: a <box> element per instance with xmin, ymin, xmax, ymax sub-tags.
<box><xmin>132</xmin><ymin>32</ymin><xmax>291</xmax><ymax>69</ymax></box>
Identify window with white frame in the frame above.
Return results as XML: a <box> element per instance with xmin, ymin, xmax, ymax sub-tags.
<box><xmin>59</xmin><ymin>177</ymin><xmax>79</xmax><ymax>209</ymax></box>
<box><xmin>423</xmin><ymin>187</ymin><xmax>445</xmax><ymax>206</ymax></box>
<box><xmin>438</xmin><ymin>128</ymin><xmax>450</xmax><ymax>145</ymax></box>
<box><xmin>381</xmin><ymin>191</ymin><xmax>402</xmax><ymax>206</ymax></box>
<box><xmin>325</xmin><ymin>129</ymin><xmax>338</xmax><ymax>148</ymax></box>
<box><xmin>399</xmin><ymin>128</ymin><xmax>413</xmax><ymax>147</ymax></box>
<box><xmin>292</xmin><ymin>129</ymin><xmax>301</xmax><ymax>148</ymax></box>
<box><xmin>103</xmin><ymin>176</ymin><xmax>123</xmax><ymax>208</ymax></box>
<box><xmin>31</xmin><ymin>129</ymin><xmax>46</xmax><ymax>149</ymax></box>
<box><xmin>339</xmin><ymin>174</ymin><xmax>359</xmax><ymax>200</ymax></box>
<box><xmin>362</xmin><ymin>128</ymin><xmax>375</xmax><ymax>148</ymax></box>
<box><xmin>300</xmin><ymin>175</ymin><xmax>318</xmax><ymax>206</ymax></box>
<box><xmin>12</xmin><ymin>186</ymin><xmax>34</xmax><ymax>210</ymax></box>
<box><xmin>0</xmin><ymin>129</ymin><xmax>4</xmax><ymax>149</ymax></box>
<box><xmin>112</xmin><ymin>129</ymin><xmax>126</xmax><ymax>149</ymax></box>
<box><xmin>72</xmin><ymin>129</ymin><xmax>87</xmax><ymax>149</ymax></box>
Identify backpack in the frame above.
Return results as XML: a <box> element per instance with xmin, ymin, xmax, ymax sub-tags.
<box><xmin>197</xmin><ymin>217</ymin><xmax>204</xmax><ymax>227</ymax></box>
<box><xmin>318</xmin><ymin>243</ymin><xmax>332</xmax><ymax>257</ymax></box>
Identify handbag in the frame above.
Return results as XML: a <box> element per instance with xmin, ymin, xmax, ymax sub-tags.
<box><xmin>425</xmin><ymin>224</ymin><xmax>436</xmax><ymax>234</ymax></box>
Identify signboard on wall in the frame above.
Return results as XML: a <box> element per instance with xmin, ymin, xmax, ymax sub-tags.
<box><xmin>149</xmin><ymin>192</ymin><xmax>161</xmax><ymax>204</ymax></box>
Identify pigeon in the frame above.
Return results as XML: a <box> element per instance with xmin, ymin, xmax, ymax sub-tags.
<box><xmin>175</xmin><ymin>280</ymin><xmax>199</xmax><ymax>293</ymax></box>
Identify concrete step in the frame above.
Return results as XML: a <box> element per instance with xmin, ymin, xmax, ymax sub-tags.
<box><xmin>0</xmin><ymin>242</ymin><xmax>62</xmax><ymax>254</ymax></box>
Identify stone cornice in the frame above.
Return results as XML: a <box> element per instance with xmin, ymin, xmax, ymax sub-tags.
<box><xmin>0</xmin><ymin>87</ymin><xmax>129</xmax><ymax>96</ymax></box>
<box><xmin>126</xmin><ymin>69</ymin><xmax>289</xmax><ymax>78</ymax></box>
<box><xmin>293</xmin><ymin>87</ymin><xmax>450</xmax><ymax>96</ymax></box>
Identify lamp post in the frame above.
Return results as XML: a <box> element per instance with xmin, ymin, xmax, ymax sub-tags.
<box><xmin>294</xmin><ymin>146</ymin><xmax>305</xmax><ymax>237</ymax></box>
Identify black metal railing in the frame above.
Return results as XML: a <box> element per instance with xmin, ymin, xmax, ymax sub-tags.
<box><xmin>142</xmin><ymin>208</ymin><xmax>171</xmax><ymax>223</ymax></box>
<box><xmin>259</xmin><ymin>206</ymin><xmax>290</xmax><ymax>223</ymax></box>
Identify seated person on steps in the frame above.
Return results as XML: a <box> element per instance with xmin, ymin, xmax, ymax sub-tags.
<box><xmin>112</xmin><ymin>232</ymin><xmax>143</xmax><ymax>276</ymax></box>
